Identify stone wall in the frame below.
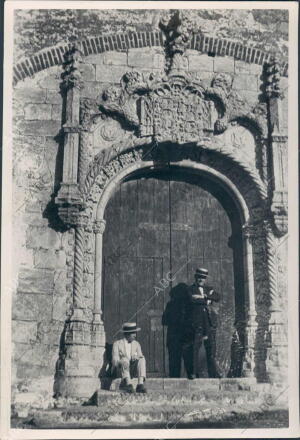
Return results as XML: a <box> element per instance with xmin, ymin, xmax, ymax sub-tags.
<box><xmin>12</xmin><ymin>17</ymin><xmax>288</xmax><ymax>403</ymax></box>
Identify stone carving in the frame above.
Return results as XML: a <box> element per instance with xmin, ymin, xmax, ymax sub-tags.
<box><xmin>159</xmin><ymin>10</ymin><xmax>195</xmax><ymax>73</ymax></box>
<box><xmin>73</xmin><ymin>212</ymin><xmax>90</xmax><ymax>310</ymax></box>
<box><xmin>271</xmin><ymin>192</ymin><xmax>288</xmax><ymax>236</ymax></box>
<box><xmin>99</xmin><ymin>69</ymin><xmax>268</xmax><ymax>143</ymax></box>
<box><xmin>83</xmin><ymin>141</ymin><xmax>268</xmax><ymax>225</ymax></box>
<box><xmin>264</xmin><ymin>55</ymin><xmax>288</xmax><ymax>236</ymax></box>
<box><xmin>80</xmin><ymin>98</ymin><xmax>100</xmax><ymax>131</ymax></box>
<box><xmin>208</xmin><ymin>73</ymin><xmax>268</xmax><ymax>137</ymax></box>
<box><xmin>266</xmin><ymin>55</ymin><xmax>282</xmax><ymax>99</ymax></box>
<box><xmin>99</xmin><ymin>119</ymin><xmax>122</xmax><ymax>142</ymax></box>
<box><xmin>263</xmin><ymin>220</ymin><xmax>280</xmax><ymax>313</ymax></box>
<box><xmin>100</xmin><ymin>72</ymin><xmax>230</xmax><ymax>143</ymax></box>
<box><xmin>61</xmin><ymin>44</ymin><xmax>84</xmax><ymax>91</ymax></box>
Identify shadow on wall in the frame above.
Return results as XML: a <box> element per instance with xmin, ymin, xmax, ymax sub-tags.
<box><xmin>53</xmin><ymin>320</ymin><xmax>68</xmax><ymax>398</ymax></box>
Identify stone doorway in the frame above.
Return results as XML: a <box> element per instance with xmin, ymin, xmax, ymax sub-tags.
<box><xmin>102</xmin><ymin>167</ymin><xmax>245</xmax><ymax>378</ymax></box>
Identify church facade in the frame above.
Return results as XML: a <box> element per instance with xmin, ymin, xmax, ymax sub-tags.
<box><xmin>11</xmin><ymin>9</ymin><xmax>288</xmax><ymax>402</ymax></box>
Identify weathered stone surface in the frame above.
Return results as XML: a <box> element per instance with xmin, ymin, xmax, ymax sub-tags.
<box><xmin>214</xmin><ymin>56</ymin><xmax>235</xmax><ymax>73</ymax></box>
<box><xmin>236</xmin><ymin>90</ymin><xmax>259</xmax><ymax>106</ymax></box>
<box><xmin>127</xmin><ymin>49</ymin><xmax>164</xmax><ymax>69</ymax></box>
<box><xmin>102</xmin><ymin>51</ymin><xmax>127</xmax><ymax>66</ymax></box>
<box><xmin>17</xmin><ymin>120</ymin><xmax>61</xmax><ymax>136</ymax></box>
<box><xmin>16</xmin><ymin>363</ymin><xmax>56</xmax><ymax>379</ymax></box>
<box><xmin>24</xmin><ymin>104</ymin><xmax>52</xmax><ymax>120</ymax></box>
<box><xmin>17</xmin><ymin>268</ymin><xmax>54</xmax><ymax>294</ymax></box>
<box><xmin>96</xmin><ymin>64</ymin><xmax>131</xmax><ymax>83</ymax></box>
<box><xmin>51</xmin><ymin>104</ymin><xmax>62</xmax><ymax>121</ymax></box>
<box><xmin>235</xmin><ymin>60</ymin><xmax>263</xmax><ymax>75</ymax></box>
<box><xmin>84</xmin><ymin>54</ymin><xmax>104</xmax><ymax>65</ymax></box>
<box><xmin>12</xmin><ymin>293</ymin><xmax>53</xmax><ymax>321</ymax></box>
<box><xmin>37</xmin><ymin>68</ymin><xmax>61</xmax><ymax>90</ymax></box>
<box><xmin>188</xmin><ymin>53</ymin><xmax>214</xmax><ymax>72</ymax></box>
<box><xmin>12</xmin><ymin>320</ymin><xmax>37</xmax><ymax>344</ymax></box>
<box><xmin>33</xmin><ymin>249</ymin><xmax>66</xmax><ymax>269</ymax></box>
<box><xmin>26</xmin><ymin>225</ymin><xmax>61</xmax><ymax>249</ymax></box>
<box><xmin>23</xmin><ymin>212</ymin><xmax>48</xmax><ymax>227</ymax></box>
<box><xmin>232</xmin><ymin>74</ymin><xmax>258</xmax><ymax>92</ymax></box>
<box><xmin>46</xmin><ymin>89</ymin><xmax>63</xmax><ymax>104</ymax></box>
<box><xmin>81</xmin><ymin>64</ymin><xmax>96</xmax><ymax>82</ymax></box>
<box><xmin>80</xmin><ymin>81</ymin><xmax>109</xmax><ymax>99</ymax></box>
<box><xmin>14</xmin><ymin>88</ymin><xmax>46</xmax><ymax>104</ymax></box>
<box><xmin>52</xmin><ymin>292</ymin><xmax>68</xmax><ymax>322</ymax></box>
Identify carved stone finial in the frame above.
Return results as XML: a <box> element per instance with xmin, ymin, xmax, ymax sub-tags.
<box><xmin>61</xmin><ymin>43</ymin><xmax>84</xmax><ymax>91</ymax></box>
<box><xmin>159</xmin><ymin>10</ymin><xmax>194</xmax><ymax>74</ymax></box>
<box><xmin>265</xmin><ymin>55</ymin><xmax>282</xmax><ymax>99</ymax></box>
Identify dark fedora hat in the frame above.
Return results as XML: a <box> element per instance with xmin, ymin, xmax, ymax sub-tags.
<box><xmin>122</xmin><ymin>322</ymin><xmax>141</xmax><ymax>333</ymax></box>
<box><xmin>195</xmin><ymin>267</ymin><xmax>208</xmax><ymax>278</ymax></box>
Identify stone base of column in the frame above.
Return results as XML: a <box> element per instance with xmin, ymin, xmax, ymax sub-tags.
<box><xmin>242</xmin><ymin>321</ymin><xmax>257</xmax><ymax>378</ymax></box>
<box><xmin>63</xmin><ymin>376</ymin><xmax>101</xmax><ymax>399</ymax></box>
<box><xmin>265</xmin><ymin>317</ymin><xmax>288</xmax><ymax>384</ymax></box>
<box><xmin>56</xmin><ymin>310</ymin><xmax>105</xmax><ymax>399</ymax></box>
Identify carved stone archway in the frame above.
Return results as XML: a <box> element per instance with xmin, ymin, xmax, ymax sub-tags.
<box><xmin>53</xmin><ymin>11</ymin><xmax>288</xmax><ymax>396</ymax></box>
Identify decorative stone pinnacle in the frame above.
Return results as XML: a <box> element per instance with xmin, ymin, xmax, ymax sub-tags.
<box><xmin>160</xmin><ymin>10</ymin><xmax>194</xmax><ymax>74</ymax></box>
<box><xmin>265</xmin><ymin>55</ymin><xmax>282</xmax><ymax>99</ymax></box>
<box><xmin>61</xmin><ymin>43</ymin><xmax>84</xmax><ymax>91</ymax></box>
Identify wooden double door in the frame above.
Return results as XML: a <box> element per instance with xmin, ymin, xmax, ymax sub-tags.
<box><xmin>102</xmin><ymin>168</ymin><xmax>244</xmax><ymax>377</ymax></box>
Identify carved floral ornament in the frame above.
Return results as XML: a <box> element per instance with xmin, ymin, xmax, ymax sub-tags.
<box><xmin>96</xmin><ymin>70</ymin><xmax>268</xmax><ymax>143</ymax></box>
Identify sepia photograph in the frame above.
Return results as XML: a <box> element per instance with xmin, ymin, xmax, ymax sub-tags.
<box><xmin>1</xmin><ymin>1</ymin><xmax>299</xmax><ymax>438</ymax></box>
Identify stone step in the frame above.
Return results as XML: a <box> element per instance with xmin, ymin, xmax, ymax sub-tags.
<box><xmin>17</xmin><ymin>382</ymin><xmax>288</xmax><ymax>429</ymax></box>
<box><xmin>28</xmin><ymin>398</ymin><xmax>288</xmax><ymax>429</ymax></box>
<box><xmin>103</xmin><ymin>377</ymin><xmax>258</xmax><ymax>392</ymax></box>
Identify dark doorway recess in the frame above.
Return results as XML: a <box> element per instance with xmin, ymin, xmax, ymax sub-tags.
<box><xmin>102</xmin><ymin>167</ymin><xmax>245</xmax><ymax>378</ymax></box>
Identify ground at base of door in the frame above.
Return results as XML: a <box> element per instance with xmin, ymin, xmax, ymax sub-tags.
<box><xmin>11</xmin><ymin>380</ymin><xmax>288</xmax><ymax>429</ymax></box>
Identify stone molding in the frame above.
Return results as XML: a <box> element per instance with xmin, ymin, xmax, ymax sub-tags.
<box><xmin>82</xmin><ymin>139</ymin><xmax>268</xmax><ymax>211</ymax></box>
<box><xmin>13</xmin><ymin>31</ymin><xmax>288</xmax><ymax>85</ymax></box>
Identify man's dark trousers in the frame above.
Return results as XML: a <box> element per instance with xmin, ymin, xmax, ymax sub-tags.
<box><xmin>182</xmin><ymin>326</ymin><xmax>219</xmax><ymax>377</ymax></box>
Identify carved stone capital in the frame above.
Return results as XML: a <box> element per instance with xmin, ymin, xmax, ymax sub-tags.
<box><xmin>75</xmin><ymin>212</ymin><xmax>90</xmax><ymax>228</ymax></box>
<box><xmin>242</xmin><ymin>222</ymin><xmax>256</xmax><ymax>241</ymax></box>
<box><xmin>93</xmin><ymin>219</ymin><xmax>106</xmax><ymax>235</ymax></box>
<box><xmin>55</xmin><ymin>183</ymin><xmax>85</xmax><ymax>227</ymax></box>
<box><xmin>271</xmin><ymin>190</ymin><xmax>288</xmax><ymax>237</ymax></box>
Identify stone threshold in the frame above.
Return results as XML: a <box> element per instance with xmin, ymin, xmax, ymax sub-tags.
<box><xmin>103</xmin><ymin>377</ymin><xmax>258</xmax><ymax>392</ymax></box>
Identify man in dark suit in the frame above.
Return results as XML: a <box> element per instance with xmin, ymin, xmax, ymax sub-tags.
<box><xmin>182</xmin><ymin>268</ymin><xmax>222</xmax><ymax>379</ymax></box>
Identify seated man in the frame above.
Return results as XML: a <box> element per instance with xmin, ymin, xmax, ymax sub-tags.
<box><xmin>112</xmin><ymin>322</ymin><xmax>147</xmax><ymax>393</ymax></box>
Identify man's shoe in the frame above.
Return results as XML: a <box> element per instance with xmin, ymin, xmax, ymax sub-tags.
<box><xmin>187</xmin><ymin>374</ymin><xmax>196</xmax><ymax>380</ymax></box>
<box><xmin>136</xmin><ymin>384</ymin><xmax>147</xmax><ymax>393</ymax></box>
<box><xmin>124</xmin><ymin>384</ymin><xmax>135</xmax><ymax>393</ymax></box>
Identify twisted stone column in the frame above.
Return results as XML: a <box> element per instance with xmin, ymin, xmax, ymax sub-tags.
<box><xmin>263</xmin><ymin>220</ymin><xmax>281</xmax><ymax>318</ymax></box>
<box><xmin>263</xmin><ymin>220</ymin><xmax>287</xmax><ymax>383</ymax></box>
<box><xmin>93</xmin><ymin>219</ymin><xmax>106</xmax><ymax>324</ymax></box>
<box><xmin>78</xmin><ymin>130</ymin><xmax>92</xmax><ymax>189</ymax></box>
<box><xmin>241</xmin><ymin>223</ymin><xmax>257</xmax><ymax>378</ymax></box>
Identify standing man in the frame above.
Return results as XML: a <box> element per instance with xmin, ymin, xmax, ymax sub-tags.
<box><xmin>112</xmin><ymin>322</ymin><xmax>147</xmax><ymax>393</ymax></box>
<box><xmin>182</xmin><ymin>268</ymin><xmax>222</xmax><ymax>379</ymax></box>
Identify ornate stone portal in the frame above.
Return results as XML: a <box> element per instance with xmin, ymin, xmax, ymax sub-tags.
<box><xmin>55</xmin><ymin>12</ymin><xmax>288</xmax><ymax>397</ymax></box>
